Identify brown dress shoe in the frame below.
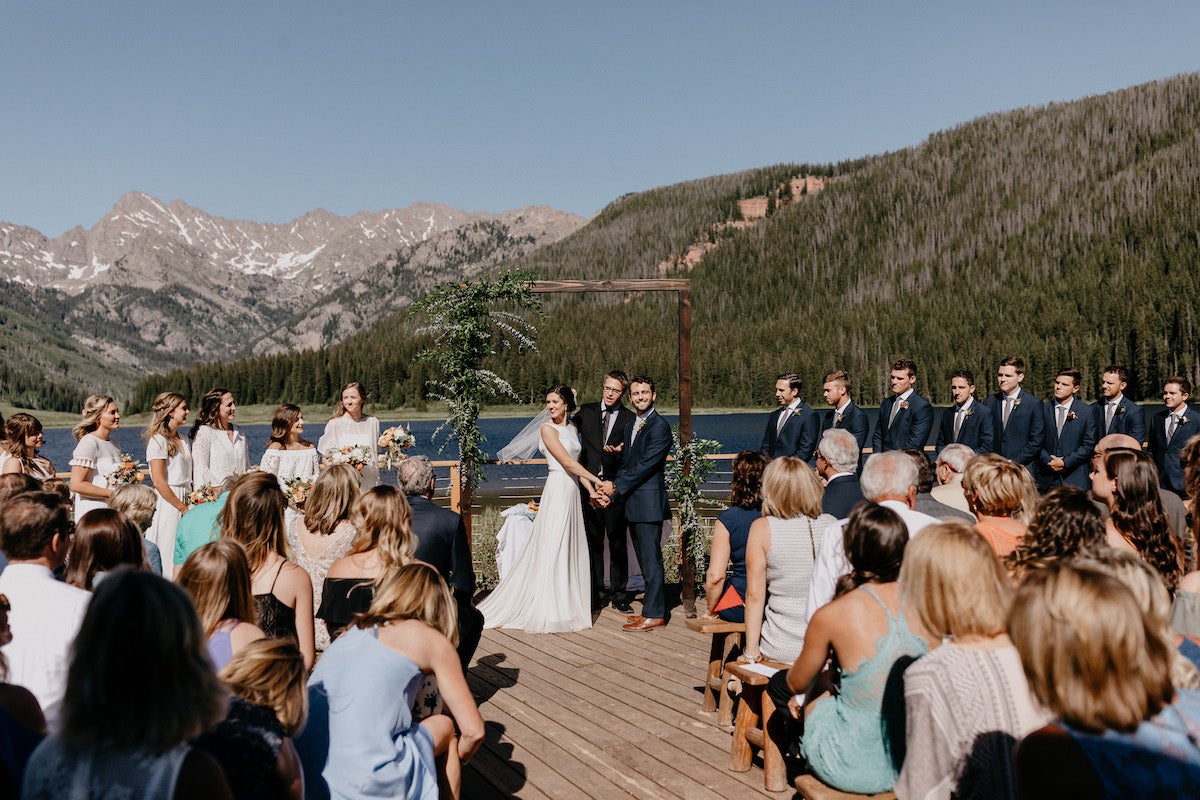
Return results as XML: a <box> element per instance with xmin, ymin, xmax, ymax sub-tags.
<box><xmin>622</xmin><ymin>617</ymin><xmax>665</xmax><ymax>632</ymax></box>
<box><xmin>626</xmin><ymin>614</ymin><xmax>644</xmax><ymax>623</ymax></box>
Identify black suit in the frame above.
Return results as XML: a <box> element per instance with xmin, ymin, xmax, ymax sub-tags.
<box><xmin>573</xmin><ymin>401</ymin><xmax>635</xmax><ymax>603</ymax></box>
<box><xmin>761</xmin><ymin>401</ymin><xmax>821</xmax><ymax>462</ymax></box>
<box><xmin>935</xmin><ymin>399</ymin><xmax>996</xmax><ymax>455</ymax></box>
<box><xmin>822</xmin><ymin>474</ymin><xmax>864</xmax><ymax>519</ymax></box>
<box><xmin>1148</xmin><ymin>405</ymin><xmax>1198</xmax><ymax>498</ymax></box>
<box><xmin>407</xmin><ymin>494</ymin><xmax>482</xmax><ymax>668</ymax></box>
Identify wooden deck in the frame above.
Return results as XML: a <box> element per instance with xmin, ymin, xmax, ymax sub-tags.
<box><xmin>463</xmin><ymin>605</ymin><xmax>788</xmax><ymax>799</ymax></box>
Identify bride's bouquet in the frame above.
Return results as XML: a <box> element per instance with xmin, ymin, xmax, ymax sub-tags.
<box><xmin>283</xmin><ymin>477</ymin><xmax>313</xmax><ymax>507</ymax></box>
<box><xmin>378</xmin><ymin>425</ymin><xmax>416</xmax><ymax>469</ymax></box>
<box><xmin>186</xmin><ymin>484</ymin><xmax>220</xmax><ymax>507</ymax></box>
<box><xmin>325</xmin><ymin>444</ymin><xmax>372</xmax><ymax>473</ymax></box>
<box><xmin>106</xmin><ymin>453</ymin><xmax>146</xmax><ymax>487</ymax></box>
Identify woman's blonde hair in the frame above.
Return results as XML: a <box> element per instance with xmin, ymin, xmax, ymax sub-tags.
<box><xmin>178</xmin><ymin>540</ymin><xmax>257</xmax><ymax>637</ymax></box>
<box><xmin>962</xmin><ymin>453</ymin><xmax>1039</xmax><ymax>522</ymax></box>
<box><xmin>108</xmin><ymin>483</ymin><xmax>158</xmax><ymax>532</ymax></box>
<box><xmin>219</xmin><ymin>637</ymin><xmax>308</xmax><ymax>735</ymax></box>
<box><xmin>348</xmin><ymin>486</ymin><xmax>417</xmax><ymax>581</ymax></box>
<box><xmin>142</xmin><ymin>392</ymin><xmax>187</xmax><ymax>457</ymax></box>
<box><xmin>219</xmin><ymin>471</ymin><xmax>288</xmax><ymax>572</ymax></box>
<box><xmin>61</xmin><ymin>569</ymin><xmax>227</xmax><ymax>750</ymax></box>
<box><xmin>303</xmin><ymin>463</ymin><xmax>361</xmax><ymax>537</ymax></box>
<box><xmin>1073</xmin><ymin>548</ymin><xmax>1200</xmax><ymax>691</ymax></box>
<box><xmin>760</xmin><ymin>456</ymin><xmax>823</xmax><ymax>519</ymax></box>
<box><xmin>72</xmin><ymin>395</ymin><xmax>116</xmax><ymax>442</ymax></box>
<box><xmin>356</xmin><ymin>562</ymin><xmax>457</xmax><ymax>645</ymax></box>
<box><xmin>1008</xmin><ymin>562</ymin><xmax>1174</xmax><ymax>734</ymax></box>
<box><xmin>900</xmin><ymin>521</ymin><xmax>1012</xmax><ymax>639</ymax></box>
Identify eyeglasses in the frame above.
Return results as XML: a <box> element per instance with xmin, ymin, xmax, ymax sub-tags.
<box><xmin>0</xmin><ymin>595</ymin><xmax>10</xmax><ymax>613</ymax></box>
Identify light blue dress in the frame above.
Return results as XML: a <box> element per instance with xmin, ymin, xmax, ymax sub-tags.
<box><xmin>800</xmin><ymin>585</ymin><xmax>928</xmax><ymax>794</ymax></box>
<box><xmin>301</xmin><ymin>626</ymin><xmax>437</xmax><ymax>800</ymax></box>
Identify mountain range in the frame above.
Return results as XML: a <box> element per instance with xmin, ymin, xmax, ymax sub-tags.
<box><xmin>0</xmin><ymin>194</ymin><xmax>585</xmax><ymax>408</ymax></box>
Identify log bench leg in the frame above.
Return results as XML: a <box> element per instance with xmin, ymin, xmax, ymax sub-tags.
<box><xmin>703</xmin><ymin>633</ymin><xmax>723</xmax><ymax>713</ymax></box>
<box><xmin>728</xmin><ymin>672</ymin><xmax>760</xmax><ymax>773</ymax></box>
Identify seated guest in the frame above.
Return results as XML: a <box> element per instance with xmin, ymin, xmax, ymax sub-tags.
<box><xmin>702</xmin><ymin>450</ymin><xmax>767</xmax><ymax>623</ymax></box>
<box><xmin>1006</xmin><ymin>487</ymin><xmax>1107</xmax><ymax>584</ymax></box>
<box><xmin>0</xmin><ymin>492</ymin><xmax>89</xmax><ymax>731</ymax></box>
<box><xmin>197</xmin><ymin>638</ymin><xmax>306</xmax><ymax>800</ymax></box>
<box><xmin>1096</xmin><ymin>434</ymin><xmax>1190</xmax><ymax>565</ymax></box>
<box><xmin>1011</xmin><ymin>563</ymin><xmax>1200</xmax><ymax>799</ymax></box>
<box><xmin>173</xmin><ymin>474</ymin><xmax>238</xmax><ymax>569</ymax></box>
<box><xmin>320</xmin><ymin>485</ymin><xmax>418</xmax><ymax>641</ymax></box>
<box><xmin>0</xmin><ymin>474</ymin><xmax>41</xmax><ymax>576</ymax></box>
<box><xmin>742</xmin><ymin>456</ymin><xmax>836</xmax><ymax>665</ymax></box>
<box><xmin>108</xmin><ymin>483</ymin><xmax>163</xmax><ymax>575</ymax></box>
<box><xmin>63</xmin><ymin>509</ymin><xmax>148</xmax><ymax>590</ymax></box>
<box><xmin>299</xmin><ymin>563</ymin><xmax>485</xmax><ymax>800</ymax></box>
<box><xmin>897</xmin><ymin>522</ymin><xmax>1051</xmax><ymax>800</ymax></box>
<box><xmin>1074</xmin><ymin>548</ymin><xmax>1200</xmax><ymax>688</ymax></box>
<box><xmin>815</xmin><ymin>430</ymin><xmax>864</xmax><ymax>519</ymax></box>
<box><xmin>962</xmin><ymin>454</ymin><xmax>1039</xmax><ymax>558</ymax></box>
<box><xmin>398</xmin><ymin>456</ymin><xmax>483</xmax><ymax>669</ymax></box>
<box><xmin>777</xmin><ymin>503</ymin><xmax>931</xmax><ymax>795</ymax></box>
<box><xmin>22</xmin><ymin>569</ymin><xmax>232</xmax><ymax>798</ymax></box>
<box><xmin>0</xmin><ymin>590</ymin><xmax>46</xmax><ymax>798</ymax></box>
<box><xmin>1092</xmin><ymin>447</ymin><xmax>1183</xmax><ymax>590</ymax></box>
<box><xmin>903</xmin><ymin>449</ymin><xmax>975</xmax><ymax>523</ymax></box>
<box><xmin>220</xmin><ymin>472</ymin><xmax>315</xmax><ymax>669</ymax></box>
<box><xmin>930</xmin><ymin>443</ymin><xmax>975</xmax><ymax>516</ymax></box>
<box><xmin>178</xmin><ymin>541</ymin><xmax>266</xmax><ymax>672</ymax></box>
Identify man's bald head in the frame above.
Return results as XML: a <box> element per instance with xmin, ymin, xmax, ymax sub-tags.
<box><xmin>1096</xmin><ymin>433</ymin><xmax>1141</xmax><ymax>453</ymax></box>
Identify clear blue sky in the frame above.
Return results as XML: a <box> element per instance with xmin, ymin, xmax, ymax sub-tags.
<box><xmin>4</xmin><ymin>2</ymin><xmax>1200</xmax><ymax>237</ymax></box>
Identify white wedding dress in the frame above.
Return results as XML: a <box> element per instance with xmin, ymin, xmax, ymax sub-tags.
<box><xmin>478</xmin><ymin>422</ymin><xmax>591</xmax><ymax>633</ymax></box>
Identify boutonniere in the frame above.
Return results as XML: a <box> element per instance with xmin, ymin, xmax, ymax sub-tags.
<box><xmin>1012</xmin><ymin>398</ymin><xmax>1022</xmax><ymax>407</ymax></box>
<box><xmin>1066</xmin><ymin>410</ymin><xmax>1078</xmax><ymax>422</ymax></box>
<box><xmin>1116</xmin><ymin>405</ymin><xmax>1127</xmax><ymax>415</ymax></box>
<box><xmin>1181</xmin><ymin>416</ymin><xmax>1191</xmax><ymax>426</ymax></box>
<box><xmin>898</xmin><ymin>400</ymin><xmax>909</xmax><ymax>410</ymax></box>
<box><xmin>834</xmin><ymin>413</ymin><xmax>843</xmax><ymax>424</ymax></box>
<box><xmin>963</xmin><ymin>407</ymin><xmax>975</xmax><ymax>418</ymax></box>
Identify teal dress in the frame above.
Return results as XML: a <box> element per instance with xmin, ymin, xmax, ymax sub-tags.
<box><xmin>301</xmin><ymin>625</ymin><xmax>438</xmax><ymax>800</ymax></box>
<box><xmin>800</xmin><ymin>586</ymin><xmax>928</xmax><ymax>794</ymax></box>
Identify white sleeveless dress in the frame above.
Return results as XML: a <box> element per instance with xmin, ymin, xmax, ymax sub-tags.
<box><xmin>478</xmin><ymin>422</ymin><xmax>591</xmax><ymax>632</ymax></box>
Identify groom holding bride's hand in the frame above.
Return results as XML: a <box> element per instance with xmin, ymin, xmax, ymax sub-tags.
<box><xmin>597</xmin><ymin>376</ymin><xmax>672</xmax><ymax>632</ymax></box>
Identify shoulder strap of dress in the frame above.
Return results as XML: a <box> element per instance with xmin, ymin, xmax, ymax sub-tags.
<box><xmin>269</xmin><ymin>558</ymin><xmax>287</xmax><ymax>591</ymax></box>
<box><xmin>859</xmin><ymin>584</ymin><xmax>890</xmax><ymax>613</ymax></box>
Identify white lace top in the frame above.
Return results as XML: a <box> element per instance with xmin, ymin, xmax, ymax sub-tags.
<box><xmin>261</xmin><ymin>446</ymin><xmax>320</xmax><ymax>488</ymax></box>
<box><xmin>190</xmin><ymin>424</ymin><xmax>249</xmax><ymax>487</ymax></box>
<box><xmin>318</xmin><ymin>414</ymin><xmax>381</xmax><ymax>488</ymax></box>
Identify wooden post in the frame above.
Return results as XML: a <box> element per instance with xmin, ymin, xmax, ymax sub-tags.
<box><xmin>448</xmin><ymin>463</ymin><xmax>471</xmax><ymax>548</ymax></box>
<box><xmin>678</xmin><ymin>286</ymin><xmax>697</xmax><ymax>616</ymax></box>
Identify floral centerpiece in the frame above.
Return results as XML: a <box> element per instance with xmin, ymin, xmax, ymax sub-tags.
<box><xmin>186</xmin><ymin>484</ymin><xmax>220</xmax><ymax>507</ymax></box>
<box><xmin>106</xmin><ymin>453</ymin><xmax>146</xmax><ymax>487</ymax></box>
<box><xmin>378</xmin><ymin>425</ymin><xmax>416</xmax><ymax>469</ymax></box>
<box><xmin>326</xmin><ymin>444</ymin><xmax>373</xmax><ymax>472</ymax></box>
<box><xmin>283</xmin><ymin>477</ymin><xmax>313</xmax><ymax>507</ymax></box>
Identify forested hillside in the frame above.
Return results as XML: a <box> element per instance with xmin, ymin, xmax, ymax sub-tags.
<box><xmin>132</xmin><ymin>73</ymin><xmax>1200</xmax><ymax>412</ymax></box>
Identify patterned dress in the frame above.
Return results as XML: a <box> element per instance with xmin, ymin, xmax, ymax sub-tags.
<box><xmin>758</xmin><ymin>513</ymin><xmax>834</xmax><ymax>662</ymax></box>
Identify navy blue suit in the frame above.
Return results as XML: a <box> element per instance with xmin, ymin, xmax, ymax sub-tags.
<box><xmin>1148</xmin><ymin>405</ymin><xmax>1198</xmax><ymax>498</ymax></box>
<box><xmin>1038</xmin><ymin>400</ymin><xmax>1098</xmax><ymax>491</ymax></box>
<box><xmin>822</xmin><ymin>403</ymin><xmax>870</xmax><ymax>454</ymax></box>
<box><xmin>1092</xmin><ymin>396</ymin><xmax>1147</xmax><ymax>446</ymax></box>
<box><xmin>984</xmin><ymin>390</ymin><xmax>1045</xmax><ymax>471</ymax></box>
<box><xmin>872</xmin><ymin>392</ymin><xmax>934</xmax><ymax>453</ymax></box>
<box><xmin>821</xmin><ymin>474</ymin><xmax>864</xmax><ymax>519</ymax></box>
<box><xmin>613</xmin><ymin>409</ymin><xmax>673</xmax><ymax>619</ymax></box>
<box><xmin>761</xmin><ymin>402</ymin><xmax>821</xmax><ymax>462</ymax></box>
<box><xmin>935</xmin><ymin>400</ymin><xmax>996</xmax><ymax>455</ymax></box>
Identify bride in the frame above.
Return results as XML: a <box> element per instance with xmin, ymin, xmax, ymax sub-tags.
<box><xmin>478</xmin><ymin>383</ymin><xmax>602</xmax><ymax>633</ymax></box>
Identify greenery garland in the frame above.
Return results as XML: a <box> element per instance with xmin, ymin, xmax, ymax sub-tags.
<box><xmin>666</xmin><ymin>426</ymin><xmax>723</xmax><ymax>583</ymax></box>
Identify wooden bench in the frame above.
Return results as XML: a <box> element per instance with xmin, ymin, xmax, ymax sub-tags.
<box><xmin>794</xmin><ymin>775</ymin><xmax>897</xmax><ymax>800</ymax></box>
<box><xmin>684</xmin><ymin>616</ymin><xmax>745</xmax><ymax>725</ymax></box>
<box><xmin>725</xmin><ymin>658</ymin><xmax>791</xmax><ymax>792</ymax></box>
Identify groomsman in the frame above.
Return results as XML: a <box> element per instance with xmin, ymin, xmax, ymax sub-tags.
<box><xmin>984</xmin><ymin>356</ymin><xmax>1044</xmax><ymax>472</ymax></box>
<box><xmin>872</xmin><ymin>359</ymin><xmax>933</xmax><ymax>454</ymax></box>
<box><xmin>935</xmin><ymin>370</ymin><xmax>995</xmax><ymax>455</ymax></box>
<box><xmin>761</xmin><ymin>373</ymin><xmax>821</xmax><ymax>462</ymax></box>
<box><xmin>821</xmin><ymin>370</ymin><xmax>869</xmax><ymax>454</ymax></box>
<box><xmin>1092</xmin><ymin>364</ymin><xmax>1146</xmax><ymax>445</ymax></box>
<box><xmin>1038</xmin><ymin>368</ymin><xmax>1097</xmax><ymax>491</ymax></box>
<box><xmin>1148</xmin><ymin>376</ymin><xmax>1197</xmax><ymax>498</ymax></box>
<box><xmin>574</xmin><ymin>370</ymin><xmax>636</xmax><ymax>613</ymax></box>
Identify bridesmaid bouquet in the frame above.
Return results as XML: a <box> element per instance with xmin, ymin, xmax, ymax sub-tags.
<box><xmin>326</xmin><ymin>444</ymin><xmax>372</xmax><ymax>472</ymax></box>
<box><xmin>106</xmin><ymin>453</ymin><xmax>146</xmax><ymax>487</ymax></box>
<box><xmin>283</xmin><ymin>477</ymin><xmax>313</xmax><ymax>507</ymax></box>
<box><xmin>378</xmin><ymin>425</ymin><xmax>416</xmax><ymax>469</ymax></box>
<box><xmin>186</xmin><ymin>484</ymin><xmax>220</xmax><ymax>507</ymax></box>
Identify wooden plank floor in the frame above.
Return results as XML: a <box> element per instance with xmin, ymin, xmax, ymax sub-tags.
<box><xmin>463</xmin><ymin>605</ymin><xmax>789</xmax><ymax>799</ymax></box>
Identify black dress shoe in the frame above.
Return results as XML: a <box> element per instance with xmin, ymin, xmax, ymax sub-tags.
<box><xmin>613</xmin><ymin>598</ymin><xmax>634</xmax><ymax>614</ymax></box>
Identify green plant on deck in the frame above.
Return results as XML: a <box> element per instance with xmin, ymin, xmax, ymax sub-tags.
<box><xmin>666</xmin><ymin>426</ymin><xmax>723</xmax><ymax>583</ymax></box>
<box><xmin>409</xmin><ymin>270</ymin><xmax>541</xmax><ymax>494</ymax></box>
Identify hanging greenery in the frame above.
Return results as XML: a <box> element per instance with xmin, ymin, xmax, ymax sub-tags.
<box><xmin>667</xmin><ymin>426</ymin><xmax>723</xmax><ymax>582</ymax></box>
<box><xmin>410</xmin><ymin>270</ymin><xmax>541</xmax><ymax>494</ymax></box>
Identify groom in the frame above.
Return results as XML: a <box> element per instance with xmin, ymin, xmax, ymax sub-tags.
<box><xmin>600</xmin><ymin>375</ymin><xmax>672</xmax><ymax>632</ymax></box>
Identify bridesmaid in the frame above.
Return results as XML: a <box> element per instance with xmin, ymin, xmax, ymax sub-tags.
<box><xmin>260</xmin><ymin>404</ymin><xmax>319</xmax><ymax>489</ymax></box>
<box><xmin>1</xmin><ymin>414</ymin><xmax>55</xmax><ymax>481</ymax></box>
<box><xmin>68</xmin><ymin>395</ymin><xmax>124</xmax><ymax>521</ymax></box>
<box><xmin>317</xmin><ymin>381</ymin><xmax>381</xmax><ymax>489</ymax></box>
<box><xmin>143</xmin><ymin>392</ymin><xmax>193</xmax><ymax>580</ymax></box>
<box><xmin>190</xmin><ymin>387</ymin><xmax>249</xmax><ymax>487</ymax></box>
